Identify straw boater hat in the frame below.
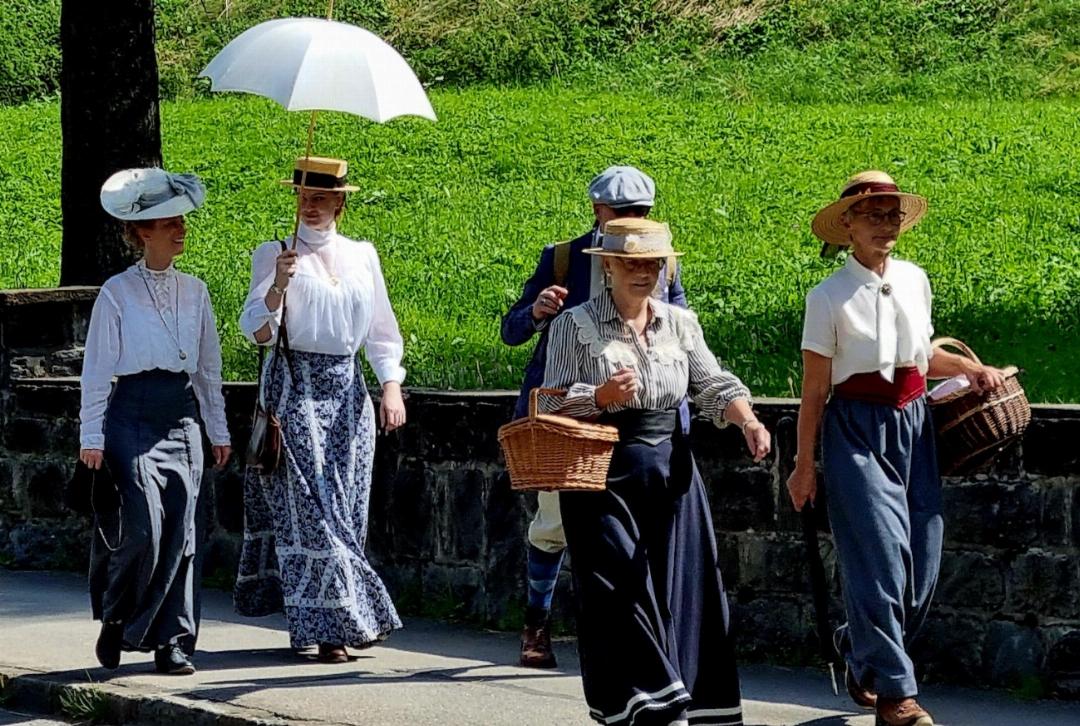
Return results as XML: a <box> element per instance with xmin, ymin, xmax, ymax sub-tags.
<box><xmin>100</xmin><ymin>168</ymin><xmax>206</xmax><ymax>221</ymax></box>
<box><xmin>280</xmin><ymin>156</ymin><xmax>360</xmax><ymax>192</ymax></box>
<box><xmin>583</xmin><ymin>218</ymin><xmax>683</xmax><ymax>258</ymax></box>
<box><xmin>811</xmin><ymin>170</ymin><xmax>928</xmax><ymax>247</ymax></box>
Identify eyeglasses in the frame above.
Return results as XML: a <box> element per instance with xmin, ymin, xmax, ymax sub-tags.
<box><xmin>616</xmin><ymin>258</ymin><xmax>664</xmax><ymax>272</ymax></box>
<box><xmin>852</xmin><ymin>209</ymin><xmax>907</xmax><ymax>226</ymax></box>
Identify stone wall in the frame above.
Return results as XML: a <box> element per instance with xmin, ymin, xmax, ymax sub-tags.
<box><xmin>1</xmin><ymin>287</ymin><xmax>1078</xmax><ymax>698</ymax></box>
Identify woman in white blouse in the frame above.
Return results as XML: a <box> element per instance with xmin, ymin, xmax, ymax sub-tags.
<box><xmin>788</xmin><ymin>171</ymin><xmax>1005</xmax><ymax>726</ymax></box>
<box><xmin>234</xmin><ymin>157</ymin><xmax>406</xmax><ymax>663</ymax></box>
<box><xmin>80</xmin><ymin>168</ymin><xmax>231</xmax><ymax>675</ymax></box>
<box><xmin>541</xmin><ymin>218</ymin><xmax>770</xmax><ymax>726</ymax></box>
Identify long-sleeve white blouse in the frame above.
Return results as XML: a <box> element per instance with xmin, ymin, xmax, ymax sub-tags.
<box><xmin>79</xmin><ymin>261</ymin><xmax>231</xmax><ymax>449</ymax></box>
<box><xmin>238</xmin><ymin>222</ymin><xmax>406</xmax><ymax>385</ymax></box>
<box><xmin>540</xmin><ymin>291</ymin><xmax>751</xmax><ymax>426</ymax></box>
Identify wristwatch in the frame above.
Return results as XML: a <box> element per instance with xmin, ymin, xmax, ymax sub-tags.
<box><xmin>268</xmin><ymin>282</ymin><xmax>284</xmax><ymax>295</ymax></box>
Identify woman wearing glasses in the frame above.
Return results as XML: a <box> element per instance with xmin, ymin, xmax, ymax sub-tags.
<box><xmin>787</xmin><ymin>171</ymin><xmax>1005</xmax><ymax>726</ymax></box>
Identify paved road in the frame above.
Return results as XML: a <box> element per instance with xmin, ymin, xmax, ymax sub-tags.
<box><xmin>1</xmin><ymin>570</ymin><xmax>1077</xmax><ymax>725</ymax></box>
<box><xmin>0</xmin><ymin>707</ymin><xmax>71</xmax><ymax>725</ymax></box>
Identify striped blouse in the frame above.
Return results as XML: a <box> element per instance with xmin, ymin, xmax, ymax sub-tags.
<box><xmin>540</xmin><ymin>291</ymin><xmax>751</xmax><ymax>426</ymax></box>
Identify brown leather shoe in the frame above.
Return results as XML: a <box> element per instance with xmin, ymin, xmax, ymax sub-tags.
<box><xmin>317</xmin><ymin>643</ymin><xmax>348</xmax><ymax>663</ymax></box>
<box><xmin>846</xmin><ymin>664</ymin><xmax>877</xmax><ymax>709</ymax></box>
<box><xmin>519</xmin><ymin>624</ymin><xmax>556</xmax><ymax>668</ymax></box>
<box><xmin>875</xmin><ymin>697</ymin><xmax>933</xmax><ymax>726</ymax></box>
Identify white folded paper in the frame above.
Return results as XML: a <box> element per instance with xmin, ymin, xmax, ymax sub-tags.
<box><xmin>929</xmin><ymin>374</ymin><xmax>971</xmax><ymax>401</ymax></box>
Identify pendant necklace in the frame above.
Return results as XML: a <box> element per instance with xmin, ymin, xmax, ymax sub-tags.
<box><xmin>140</xmin><ymin>266</ymin><xmax>188</xmax><ymax>361</ymax></box>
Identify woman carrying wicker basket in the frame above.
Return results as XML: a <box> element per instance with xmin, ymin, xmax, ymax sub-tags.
<box><xmin>540</xmin><ymin>218</ymin><xmax>770</xmax><ymax>726</ymax></box>
<box><xmin>787</xmin><ymin>171</ymin><xmax>1007</xmax><ymax>726</ymax></box>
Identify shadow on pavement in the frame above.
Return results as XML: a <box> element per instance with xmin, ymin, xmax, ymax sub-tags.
<box><xmin>171</xmin><ymin>662</ymin><xmax>582</xmax><ymax>705</ymax></box>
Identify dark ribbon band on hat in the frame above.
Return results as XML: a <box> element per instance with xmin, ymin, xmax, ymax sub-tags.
<box><xmin>841</xmin><ymin>181</ymin><xmax>900</xmax><ymax>198</ymax></box>
<box><xmin>292</xmin><ymin>170</ymin><xmax>348</xmax><ymax>189</ymax></box>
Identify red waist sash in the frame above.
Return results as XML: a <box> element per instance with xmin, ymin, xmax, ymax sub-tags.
<box><xmin>832</xmin><ymin>366</ymin><xmax>926</xmax><ymax>409</ymax></box>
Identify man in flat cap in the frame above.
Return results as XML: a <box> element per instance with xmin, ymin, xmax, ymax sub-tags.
<box><xmin>501</xmin><ymin>165</ymin><xmax>688</xmax><ymax>668</ymax></box>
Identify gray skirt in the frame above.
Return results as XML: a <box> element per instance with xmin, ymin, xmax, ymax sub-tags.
<box><xmin>88</xmin><ymin>370</ymin><xmax>204</xmax><ymax>652</ymax></box>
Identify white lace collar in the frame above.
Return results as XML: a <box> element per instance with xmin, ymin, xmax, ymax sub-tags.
<box><xmin>136</xmin><ymin>258</ymin><xmax>176</xmax><ymax>279</ymax></box>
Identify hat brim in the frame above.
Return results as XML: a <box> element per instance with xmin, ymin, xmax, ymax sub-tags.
<box><xmin>279</xmin><ymin>179</ymin><xmax>360</xmax><ymax>193</ymax></box>
<box><xmin>104</xmin><ymin>195</ymin><xmax>199</xmax><ymax>222</ymax></box>
<box><xmin>811</xmin><ymin>192</ymin><xmax>927</xmax><ymax>246</ymax></box>
<box><xmin>582</xmin><ymin>248</ymin><xmax>685</xmax><ymax>259</ymax></box>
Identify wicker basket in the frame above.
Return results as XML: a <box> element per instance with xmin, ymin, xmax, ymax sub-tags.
<box><xmin>498</xmin><ymin>388</ymin><xmax>619</xmax><ymax>492</ymax></box>
<box><xmin>929</xmin><ymin>337</ymin><xmax>1031</xmax><ymax>476</ymax></box>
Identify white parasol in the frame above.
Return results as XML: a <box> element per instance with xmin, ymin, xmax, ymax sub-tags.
<box><xmin>199</xmin><ymin>2</ymin><xmax>435</xmax><ymax>246</ymax></box>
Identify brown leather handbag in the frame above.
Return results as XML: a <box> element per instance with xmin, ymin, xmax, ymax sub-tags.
<box><xmin>246</xmin><ymin>241</ymin><xmax>293</xmax><ymax>473</ymax></box>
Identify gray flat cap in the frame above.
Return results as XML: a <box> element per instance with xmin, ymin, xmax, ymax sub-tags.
<box><xmin>587</xmin><ymin>165</ymin><xmax>656</xmax><ymax>208</ymax></box>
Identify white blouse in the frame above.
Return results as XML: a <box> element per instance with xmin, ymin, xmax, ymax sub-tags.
<box><xmin>80</xmin><ymin>261</ymin><xmax>231</xmax><ymax>449</ymax></box>
<box><xmin>238</xmin><ymin>222</ymin><xmax>406</xmax><ymax>385</ymax></box>
<box><xmin>801</xmin><ymin>255</ymin><xmax>935</xmax><ymax>385</ymax></box>
<box><xmin>541</xmin><ymin>291</ymin><xmax>751</xmax><ymax>426</ymax></box>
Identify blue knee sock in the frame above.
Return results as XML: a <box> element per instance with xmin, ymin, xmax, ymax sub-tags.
<box><xmin>525</xmin><ymin>544</ymin><xmax>564</xmax><ymax>625</ymax></box>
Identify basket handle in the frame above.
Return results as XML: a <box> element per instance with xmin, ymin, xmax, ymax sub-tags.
<box><xmin>528</xmin><ymin>387</ymin><xmax>567</xmax><ymax>418</ymax></box>
<box><xmin>932</xmin><ymin>337</ymin><xmax>983</xmax><ymax>366</ymax></box>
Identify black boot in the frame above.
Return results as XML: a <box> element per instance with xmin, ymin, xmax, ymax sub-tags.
<box><xmin>95</xmin><ymin>621</ymin><xmax>123</xmax><ymax>670</ymax></box>
<box><xmin>154</xmin><ymin>644</ymin><xmax>195</xmax><ymax>675</ymax></box>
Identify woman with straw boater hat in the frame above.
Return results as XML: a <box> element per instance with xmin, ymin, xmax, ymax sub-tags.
<box><xmin>501</xmin><ymin>165</ymin><xmax>690</xmax><ymax>670</ymax></box>
<box><xmin>81</xmin><ymin>168</ymin><xmax>232</xmax><ymax>675</ymax></box>
<box><xmin>540</xmin><ymin>218</ymin><xmax>770</xmax><ymax>726</ymax></box>
<box><xmin>788</xmin><ymin>171</ymin><xmax>1007</xmax><ymax>726</ymax></box>
<box><xmin>235</xmin><ymin>156</ymin><xmax>406</xmax><ymax>663</ymax></box>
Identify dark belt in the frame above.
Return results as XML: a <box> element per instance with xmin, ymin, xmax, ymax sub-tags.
<box><xmin>832</xmin><ymin>366</ymin><xmax>926</xmax><ymax>409</ymax></box>
<box><xmin>599</xmin><ymin>408</ymin><xmax>678</xmax><ymax>446</ymax></box>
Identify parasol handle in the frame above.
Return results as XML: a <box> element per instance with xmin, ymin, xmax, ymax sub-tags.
<box><xmin>289</xmin><ymin>110</ymin><xmax>320</xmax><ymax>251</ymax></box>
<box><xmin>326</xmin><ymin>1</ymin><xmax>336</xmax><ymax>20</ymax></box>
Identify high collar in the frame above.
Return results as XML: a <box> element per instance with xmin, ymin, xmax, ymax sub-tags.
<box><xmin>296</xmin><ymin>221</ymin><xmax>337</xmax><ymax>248</ymax></box>
<box><xmin>844</xmin><ymin>253</ymin><xmax>891</xmax><ymax>283</ymax></box>
<box><xmin>137</xmin><ymin>258</ymin><xmax>176</xmax><ymax>277</ymax></box>
<box><xmin>596</xmin><ymin>288</ymin><xmax>667</xmax><ymax>324</ymax></box>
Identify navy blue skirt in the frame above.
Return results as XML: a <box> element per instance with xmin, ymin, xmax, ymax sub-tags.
<box><xmin>560</xmin><ymin>409</ymin><xmax>742</xmax><ymax>726</ymax></box>
<box><xmin>89</xmin><ymin>370</ymin><xmax>203</xmax><ymax>651</ymax></box>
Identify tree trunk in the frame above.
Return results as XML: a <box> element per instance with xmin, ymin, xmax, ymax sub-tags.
<box><xmin>59</xmin><ymin>0</ymin><xmax>162</xmax><ymax>286</ymax></box>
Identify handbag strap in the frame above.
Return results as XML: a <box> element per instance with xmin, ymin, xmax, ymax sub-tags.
<box><xmin>256</xmin><ymin>240</ymin><xmax>297</xmax><ymax>409</ymax></box>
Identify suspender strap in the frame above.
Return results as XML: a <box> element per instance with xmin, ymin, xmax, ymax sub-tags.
<box><xmin>553</xmin><ymin>240</ymin><xmax>570</xmax><ymax>286</ymax></box>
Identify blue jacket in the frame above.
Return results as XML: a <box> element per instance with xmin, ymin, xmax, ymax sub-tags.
<box><xmin>501</xmin><ymin>227</ymin><xmax>689</xmax><ymax>422</ymax></box>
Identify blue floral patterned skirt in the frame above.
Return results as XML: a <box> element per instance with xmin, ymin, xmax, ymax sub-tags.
<box><xmin>234</xmin><ymin>350</ymin><xmax>402</xmax><ymax>648</ymax></box>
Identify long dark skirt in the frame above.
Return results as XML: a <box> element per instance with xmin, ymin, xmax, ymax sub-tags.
<box><xmin>89</xmin><ymin>370</ymin><xmax>204</xmax><ymax>652</ymax></box>
<box><xmin>235</xmin><ymin>350</ymin><xmax>402</xmax><ymax>649</ymax></box>
<box><xmin>560</xmin><ymin>409</ymin><xmax>742</xmax><ymax>726</ymax></box>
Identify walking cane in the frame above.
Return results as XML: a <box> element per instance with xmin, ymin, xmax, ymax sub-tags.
<box><xmin>801</xmin><ymin>503</ymin><xmax>841</xmax><ymax>696</ymax></box>
<box><xmin>779</xmin><ymin>416</ymin><xmax>842</xmax><ymax>695</ymax></box>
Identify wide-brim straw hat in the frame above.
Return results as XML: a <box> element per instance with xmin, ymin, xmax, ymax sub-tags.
<box><xmin>811</xmin><ymin>170</ymin><xmax>928</xmax><ymax>246</ymax></box>
<box><xmin>279</xmin><ymin>156</ymin><xmax>360</xmax><ymax>192</ymax></box>
<box><xmin>100</xmin><ymin>168</ymin><xmax>206</xmax><ymax>221</ymax></box>
<box><xmin>583</xmin><ymin>218</ymin><xmax>684</xmax><ymax>259</ymax></box>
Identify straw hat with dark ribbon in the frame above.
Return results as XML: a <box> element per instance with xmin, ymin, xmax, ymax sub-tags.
<box><xmin>811</xmin><ymin>170</ymin><xmax>928</xmax><ymax>250</ymax></box>
<box><xmin>279</xmin><ymin>156</ymin><xmax>360</xmax><ymax>192</ymax></box>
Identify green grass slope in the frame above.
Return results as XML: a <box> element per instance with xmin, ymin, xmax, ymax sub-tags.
<box><xmin>3</xmin><ymin>1</ymin><xmax>1079</xmax><ymax>104</ymax></box>
<box><xmin>2</xmin><ymin>89</ymin><xmax>1077</xmax><ymax>400</ymax></box>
